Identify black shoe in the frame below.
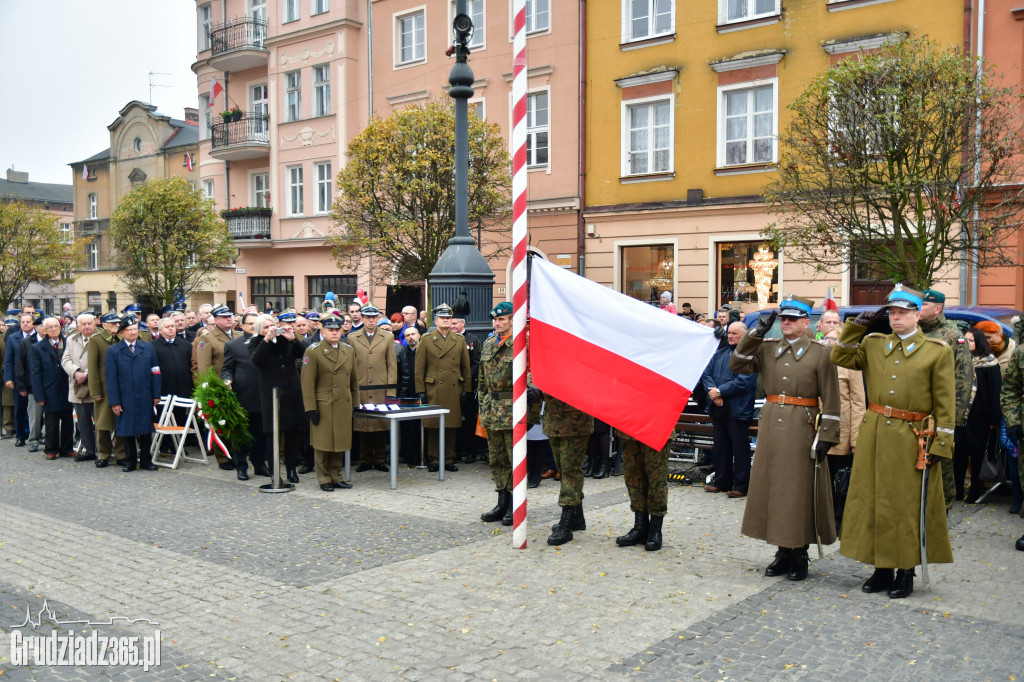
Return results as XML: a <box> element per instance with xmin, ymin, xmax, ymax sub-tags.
<box><xmin>254</xmin><ymin>463</ymin><xmax>272</xmax><ymax>477</ymax></box>
<box><xmin>122</xmin><ymin>462</ymin><xmax>137</xmax><ymax>472</ymax></box>
<box><xmin>356</xmin><ymin>463</ymin><xmax>372</xmax><ymax>472</ymax></box>
<box><xmin>14</xmin><ymin>438</ymin><xmax>25</xmax><ymax>447</ymax></box>
<box><xmin>591</xmin><ymin>460</ymin><xmax>610</xmax><ymax>479</ymax></box>
<box><xmin>427</xmin><ymin>462</ymin><xmax>439</xmax><ymax>472</ymax></box>
<box><xmin>334</xmin><ymin>481</ymin><xmax>353</xmax><ymax>489</ymax></box>
<box><xmin>28</xmin><ymin>443</ymin><xmax>38</xmax><ymax>452</ymax></box>
<box><xmin>444</xmin><ymin>463</ymin><xmax>458</xmax><ymax>472</ymax></box>
<box><xmin>888</xmin><ymin>569</ymin><xmax>915</xmax><ymax>598</ymax></box>
<box><xmin>374</xmin><ymin>463</ymin><xmax>389</xmax><ymax>472</ymax></box>
<box><xmin>501</xmin><ymin>501</ymin><xmax>514</xmax><ymax>526</ymax></box>
<box><xmin>765</xmin><ymin>548</ymin><xmax>793</xmax><ymax>577</ymax></box>
<box><xmin>140</xmin><ymin>463</ymin><xmax>158</xmax><ymax>471</ymax></box>
<box><xmin>287</xmin><ymin>467</ymin><xmax>300</xmax><ymax>484</ymax></box>
<box><xmin>481</xmin><ymin>490</ymin><xmax>511</xmax><ymax>522</ymax></box>
<box><xmin>787</xmin><ymin>546</ymin><xmax>809</xmax><ymax>581</ymax></box>
<box><xmin>237</xmin><ymin>470</ymin><xmax>249</xmax><ymax>481</ymax></box>
<box><xmin>861</xmin><ymin>568</ymin><xmax>895</xmax><ymax>593</ymax></box>
<box><xmin>1015</xmin><ymin>534</ymin><xmax>1024</xmax><ymax>551</ymax></box>
<box><xmin>298</xmin><ymin>464</ymin><xmax>315</xmax><ymax>475</ymax></box>
<box><xmin>527</xmin><ymin>478</ymin><xmax>539</xmax><ymax>489</ymax></box>
<box><xmin>95</xmin><ymin>459</ymin><xmax>108</xmax><ymax>468</ymax></box>
<box><xmin>218</xmin><ymin>461</ymin><xmax>234</xmax><ymax>471</ymax></box>
<box><xmin>645</xmin><ymin>515</ymin><xmax>664</xmax><ymax>551</ymax></box>
<box><xmin>581</xmin><ymin>459</ymin><xmax>593</xmax><ymax>477</ymax></box>
<box><xmin>74</xmin><ymin>453</ymin><xmax>97</xmax><ymax>462</ymax></box>
<box><xmin>616</xmin><ymin>511</ymin><xmax>649</xmax><ymax>547</ymax></box>
<box><xmin>320</xmin><ymin>483</ymin><xmax>335</xmax><ymax>492</ymax></box>
<box><xmin>965</xmin><ymin>487</ymin><xmax>982</xmax><ymax>504</ymax></box>
<box><xmin>547</xmin><ymin>507</ymin><xmax>576</xmax><ymax>546</ymax></box>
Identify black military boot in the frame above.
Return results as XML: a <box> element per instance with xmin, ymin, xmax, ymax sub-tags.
<box><xmin>645</xmin><ymin>515</ymin><xmax>664</xmax><ymax>551</ymax></box>
<box><xmin>787</xmin><ymin>546</ymin><xmax>809</xmax><ymax>581</ymax></box>
<box><xmin>551</xmin><ymin>500</ymin><xmax>586</xmax><ymax>532</ymax></box>
<box><xmin>888</xmin><ymin>569</ymin><xmax>915</xmax><ymax>599</ymax></box>
<box><xmin>861</xmin><ymin>567</ymin><xmax>895</xmax><ymax>593</ymax></box>
<box><xmin>764</xmin><ymin>547</ymin><xmax>792</xmax><ymax>576</ymax></box>
<box><xmin>547</xmin><ymin>506</ymin><xmax>575</xmax><ymax>546</ymax></box>
<box><xmin>481</xmin><ymin>490</ymin><xmax>510</xmax><ymax>522</ymax></box>
<box><xmin>616</xmin><ymin>511</ymin><xmax>649</xmax><ymax>547</ymax></box>
<box><xmin>501</xmin><ymin>494</ymin><xmax>514</xmax><ymax>526</ymax></box>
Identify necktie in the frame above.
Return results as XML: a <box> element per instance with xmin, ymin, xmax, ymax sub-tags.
<box><xmin>129</xmin><ymin>343</ymin><xmax>135</xmax><ymax>354</ymax></box>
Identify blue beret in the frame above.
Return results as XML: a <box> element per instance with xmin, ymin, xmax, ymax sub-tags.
<box><xmin>119</xmin><ymin>314</ymin><xmax>138</xmax><ymax>330</ymax></box>
<box><xmin>489</xmin><ymin>301</ymin><xmax>513</xmax><ymax>318</ymax></box>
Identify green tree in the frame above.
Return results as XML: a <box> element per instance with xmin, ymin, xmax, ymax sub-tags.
<box><xmin>109</xmin><ymin>177</ymin><xmax>234</xmax><ymax>310</ymax></box>
<box><xmin>329</xmin><ymin>100</ymin><xmax>511</xmax><ymax>286</ymax></box>
<box><xmin>0</xmin><ymin>200</ymin><xmax>85</xmax><ymax>312</ymax></box>
<box><xmin>763</xmin><ymin>36</ymin><xmax>1024</xmax><ymax>289</ymax></box>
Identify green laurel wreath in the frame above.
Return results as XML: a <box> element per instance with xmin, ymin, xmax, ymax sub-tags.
<box><xmin>191</xmin><ymin>369</ymin><xmax>252</xmax><ymax>446</ymax></box>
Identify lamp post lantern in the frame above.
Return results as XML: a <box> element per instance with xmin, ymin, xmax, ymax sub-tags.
<box><xmin>428</xmin><ymin>0</ymin><xmax>495</xmax><ymax>334</ymax></box>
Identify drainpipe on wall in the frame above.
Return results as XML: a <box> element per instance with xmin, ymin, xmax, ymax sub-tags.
<box><xmin>367</xmin><ymin>0</ymin><xmax>374</xmax><ymax>118</ymax></box>
<box><xmin>970</xmin><ymin>0</ymin><xmax>985</xmax><ymax>306</ymax></box>
<box><xmin>576</xmin><ymin>0</ymin><xmax>587</xmax><ymax>276</ymax></box>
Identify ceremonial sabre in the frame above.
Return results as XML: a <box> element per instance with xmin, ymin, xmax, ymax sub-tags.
<box><xmin>913</xmin><ymin>416</ymin><xmax>936</xmax><ymax>586</ymax></box>
<box><xmin>810</xmin><ymin>413</ymin><xmax>823</xmax><ymax>559</ymax></box>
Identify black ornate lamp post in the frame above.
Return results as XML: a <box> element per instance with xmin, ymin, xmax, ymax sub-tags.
<box><xmin>428</xmin><ymin>0</ymin><xmax>494</xmax><ymax>335</ymax></box>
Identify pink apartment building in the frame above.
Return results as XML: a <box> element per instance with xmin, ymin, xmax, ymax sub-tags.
<box><xmin>193</xmin><ymin>0</ymin><xmax>582</xmax><ymax>315</ymax></box>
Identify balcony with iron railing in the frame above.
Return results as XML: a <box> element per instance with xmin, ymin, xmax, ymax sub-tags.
<box><xmin>222</xmin><ymin>208</ymin><xmax>272</xmax><ymax>243</ymax></box>
<box><xmin>209</xmin><ymin>18</ymin><xmax>268</xmax><ymax>71</ymax></box>
<box><xmin>209</xmin><ymin>112</ymin><xmax>270</xmax><ymax>161</ymax></box>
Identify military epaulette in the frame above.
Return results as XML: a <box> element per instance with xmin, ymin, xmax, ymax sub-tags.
<box><xmin>308</xmin><ymin>342</ymin><xmax>320</xmax><ymax>350</ymax></box>
<box><xmin>864</xmin><ymin>332</ymin><xmax>887</xmax><ymax>340</ymax></box>
<box><xmin>763</xmin><ymin>337</ymin><xmax>780</xmax><ymax>342</ymax></box>
<box><xmin>342</xmin><ymin>341</ymin><xmax>352</xmax><ymax>348</ymax></box>
<box><xmin>925</xmin><ymin>337</ymin><xmax>948</xmax><ymax>347</ymax></box>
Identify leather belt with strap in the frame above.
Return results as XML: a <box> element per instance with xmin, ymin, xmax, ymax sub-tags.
<box><xmin>359</xmin><ymin>383</ymin><xmax>397</xmax><ymax>391</ymax></box>
<box><xmin>765</xmin><ymin>394</ymin><xmax>818</xmax><ymax>407</ymax></box>
<box><xmin>867</xmin><ymin>402</ymin><xmax>930</xmax><ymax>422</ymax></box>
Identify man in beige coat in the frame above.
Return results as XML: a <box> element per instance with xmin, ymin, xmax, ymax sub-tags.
<box><xmin>348</xmin><ymin>304</ymin><xmax>397</xmax><ymax>472</ymax></box>
<box><xmin>731</xmin><ymin>295</ymin><xmax>840</xmax><ymax>581</ymax></box>
<box><xmin>414</xmin><ymin>303</ymin><xmax>470</xmax><ymax>473</ymax></box>
<box><xmin>302</xmin><ymin>313</ymin><xmax>359</xmax><ymax>491</ymax></box>
<box><xmin>61</xmin><ymin>312</ymin><xmax>98</xmax><ymax>462</ymax></box>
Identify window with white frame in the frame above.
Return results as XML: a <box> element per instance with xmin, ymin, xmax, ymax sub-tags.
<box><xmin>626</xmin><ymin>0</ymin><xmax>673</xmax><ymax>42</ymax></box>
<box><xmin>314</xmin><ymin>162</ymin><xmax>332</xmax><ymax>214</ymax></box>
<box><xmin>719</xmin><ymin>81</ymin><xmax>776</xmax><ymax>166</ymax></box>
<box><xmin>469</xmin><ymin>100</ymin><xmax>485</xmax><ymax>119</ymax></box>
<box><xmin>87</xmin><ymin>241</ymin><xmax>99</xmax><ymax>270</ymax></box>
<box><xmin>721</xmin><ymin>0</ymin><xmax>778</xmax><ymax>23</ymax></box>
<box><xmin>397</xmin><ymin>10</ymin><xmax>425</xmax><ymax>65</ymax></box>
<box><xmin>283</xmin><ymin>0</ymin><xmax>300</xmax><ymax>23</ymax></box>
<box><xmin>60</xmin><ymin>222</ymin><xmax>72</xmax><ymax>244</ymax></box>
<box><xmin>253</xmin><ymin>173</ymin><xmax>270</xmax><ymax>208</ymax></box>
<box><xmin>311</xmin><ymin>0</ymin><xmax>329</xmax><ymax>15</ymax></box>
<box><xmin>87</xmin><ymin>193</ymin><xmax>97</xmax><ymax>219</ymax></box>
<box><xmin>287</xmin><ymin>165</ymin><xmax>304</xmax><ymax>216</ymax></box>
<box><xmin>624</xmin><ymin>98</ymin><xmax>672</xmax><ymax>175</ymax></box>
<box><xmin>285</xmin><ymin>71</ymin><xmax>301</xmax><ymax>122</ymax></box>
<box><xmin>526</xmin><ymin>91</ymin><xmax>549</xmax><ymax>168</ymax></box>
<box><xmin>199</xmin><ymin>94</ymin><xmax>211</xmax><ymax>140</ymax></box>
<box><xmin>251</xmin><ymin>83</ymin><xmax>268</xmax><ymax>134</ymax></box>
<box><xmin>526</xmin><ymin>0</ymin><xmax>549</xmax><ymax>34</ymax></box>
<box><xmin>202</xmin><ymin>179</ymin><xmax>215</xmax><ymax>199</ymax></box>
<box><xmin>451</xmin><ymin>0</ymin><xmax>484</xmax><ymax>48</ymax></box>
<box><xmin>313</xmin><ymin>65</ymin><xmax>330</xmax><ymax>117</ymax></box>
<box><xmin>198</xmin><ymin>4</ymin><xmax>212</xmax><ymax>51</ymax></box>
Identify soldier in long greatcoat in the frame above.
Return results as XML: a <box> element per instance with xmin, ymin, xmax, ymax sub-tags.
<box><xmin>87</xmin><ymin>311</ymin><xmax>125</xmax><ymax>467</ymax></box>
<box><xmin>832</xmin><ymin>285</ymin><xmax>955</xmax><ymax>599</ymax></box>
<box><xmin>302</xmin><ymin>313</ymin><xmax>359</xmax><ymax>491</ymax></box>
<box><xmin>730</xmin><ymin>295</ymin><xmax>840</xmax><ymax>582</ymax></box>
<box><xmin>414</xmin><ymin>303</ymin><xmax>470</xmax><ymax>473</ymax></box>
<box><xmin>348</xmin><ymin>304</ymin><xmax>397</xmax><ymax>472</ymax></box>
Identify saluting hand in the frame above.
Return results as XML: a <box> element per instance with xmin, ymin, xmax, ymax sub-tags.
<box><xmin>853</xmin><ymin>306</ymin><xmax>888</xmax><ymax>327</ymax></box>
<box><xmin>754</xmin><ymin>311</ymin><xmax>778</xmax><ymax>337</ymax></box>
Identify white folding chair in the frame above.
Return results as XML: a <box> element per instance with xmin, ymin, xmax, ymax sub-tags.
<box><xmin>151</xmin><ymin>396</ymin><xmax>208</xmax><ymax>469</ymax></box>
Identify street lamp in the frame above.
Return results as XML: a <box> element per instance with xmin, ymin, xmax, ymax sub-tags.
<box><xmin>428</xmin><ymin>0</ymin><xmax>495</xmax><ymax>334</ymax></box>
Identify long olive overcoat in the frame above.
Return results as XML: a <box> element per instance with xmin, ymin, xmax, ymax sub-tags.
<box><xmin>414</xmin><ymin>329</ymin><xmax>470</xmax><ymax>428</ymax></box>
<box><xmin>730</xmin><ymin>331</ymin><xmax>840</xmax><ymax>548</ymax></box>
<box><xmin>87</xmin><ymin>330</ymin><xmax>119</xmax><ymax>430</ymax></box>
<box><xmin>831</xmin><ymin>323</ymin><xmax>955</xmax><ymax>568</ymax></box>
<box><xmin>301</xmin><ymin>341</ymin><xmax>359</xmax><ymax>452</ymax></box>
<box><xmin>348</xmin><ymin>328</ymin><xmax>397</xmax><ymax>432</ymax></box>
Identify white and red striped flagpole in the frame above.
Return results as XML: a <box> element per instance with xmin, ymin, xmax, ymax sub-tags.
<box><xmin>509</xmin><ymin>0</ymin><xmax>529</xmax><ymax>549</ymax></box>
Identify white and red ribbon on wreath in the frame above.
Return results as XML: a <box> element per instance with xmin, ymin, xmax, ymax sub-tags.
<box><xmin>200</xmin><ymin>414</ymin><xmax>232</xmax><ymax>459</ymax></box>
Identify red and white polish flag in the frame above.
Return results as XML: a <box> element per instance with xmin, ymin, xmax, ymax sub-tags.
<box><xmin>529</xmin><ymin>257</ymin><xmax>718</xmax><ymax>450</ymax></box>
<box><xmin>209</xmin><ymin>76</ymin><xmax>223</xmax><ymax>104</ymax></box>
<box><xmin>823</xmin><ymin>286</ymin><xmax>838</xmax><ymax>312</ymax></box>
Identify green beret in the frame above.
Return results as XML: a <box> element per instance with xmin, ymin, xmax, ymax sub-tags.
<box><xmin>489</xmin><ymin>301</ymin><xmax>513</xmax><ymax>318</ymax></box>
<box><xmin>921</xmin><ymin>289</ymin><xmax>945</xmax><ymax>304</ymax></box>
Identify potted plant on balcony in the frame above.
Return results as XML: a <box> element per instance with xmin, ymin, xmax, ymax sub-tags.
<box><xmin>262</xmin><ymin>113</ymin><xmax>270</xmax><ymax>122</ymax></box>
<box><xmin>220</xmin><ymin>110</ymin><xmax>233</xmax><ymax>122</ymax></box>
<box><xmin>230</xmin><ymin>107</ymin><xmax>243</xmax><ymax>122</ymax></box>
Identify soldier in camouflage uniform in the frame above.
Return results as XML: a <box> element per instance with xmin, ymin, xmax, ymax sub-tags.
<box><xmin>919</xmin><ymin>290</ymin><xmax>972</xmax><ymax>510</ymax></box>
<box><xmin>999</xmin><ymin>344</ymin><xmax>1024</xmax><ymax>550</ymax></box>
<box><xmin>478</xmin><ymin>302</ymin><xmax>515</xmax><ymax>525</ymax></box>
<box><xmin>615</xmin><ymin>433</ymin><xmax>671</xmax><ymax>551</ymax></box>
<box><xmin>543</xmin><ymin>394</ymin><xmax>594</xmax><ymax>546</ymax></box>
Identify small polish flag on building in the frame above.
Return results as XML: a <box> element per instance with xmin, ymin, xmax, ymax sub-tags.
<box><xmin>823</xmin><ymin>286</ymin><xmax>838</xmax><ymax>312</ymax></box>
<box><xmin>81</xmin><ymin>164</ymin><xmax>89</xmax><ymax>180</ymax></box>
<box><xmin>185</xmin><ymin>152</ymin><xmax>194</xmax><ymax>171</ymax></box>
<box><xmin>209</xmin><ymin>76</ymin><xmax>223</xmax><ymax>104</ymax></box>
<box><xmin>529</xmin><ymin>257</ymin><xmax>718</xmax><ymax>450</ymax></box>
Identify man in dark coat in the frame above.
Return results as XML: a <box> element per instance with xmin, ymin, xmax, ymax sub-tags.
<box><xmin>152</xmin><ymin>316</ymin><xmax>195</xmax><ymax>457</ymax></box>
<box><xmin>30</xmin><ymin>317</ymin><xmax>73</xmax><ymax>459</ymax></box>
<box><xmin>250</xmin><ymin>312</ymin><xmax>306</xmax><ymax>483</ymax></box>
<box><xmin>105</xmin><ymin>315</ymin><xmax>162</xmax><ymax>472</ymax></box>
<box><xmin>396</xmin><ymin>325</ymin><xmax>422</xmax><ymax>466</ymax></box>
<box><xmin>4</xmin><ymin>312</ymin><xmax>34</xmax><ymax>445</ymax></box>
<box><xmin>222</xmin><ymin>312</ymin><xmax>269</xmax><ymax>479</ymax></box>
<box><xmin>17</xmin><ymin>315</ymin><xmax>44</xmax><ymax>451</ymax></box>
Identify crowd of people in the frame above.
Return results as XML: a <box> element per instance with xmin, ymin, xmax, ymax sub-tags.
<box><xmin>4</xmin><ymin>281</ymin><xmax>1024</xmax><ymax>588</ymax></box>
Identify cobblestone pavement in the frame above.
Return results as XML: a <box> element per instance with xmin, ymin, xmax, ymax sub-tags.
<box><xmin>1</xmin><ymin>443</ymin><xmax>1021</xmax><ymax>681</ymax></box>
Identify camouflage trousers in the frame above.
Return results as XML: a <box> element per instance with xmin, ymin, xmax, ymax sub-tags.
<box><xmin>487</xmin><ymin>429</ymin><xmax>514</xmax><ymax>492</ymax></box>
<box><xmin>550</xmin><ymin>435</ymin><xmax>588</xmax><ymax>507</ymax></box>
<box><xmin>940</xmin><ymin>457</ymin><xmax>954</xmax><ymax>511</ymax></box>
<box><xmin>621</xmin><ymin>436</ymin><xmax>670</xmax><ymax>517</ymax></box>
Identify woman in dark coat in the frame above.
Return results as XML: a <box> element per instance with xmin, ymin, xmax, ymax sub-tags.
<box><xmin>954</xmin><ymin>328</ymin><xmax>1003</xmax><ymax>502</ymax></box>
<box><xmin>249</xmin><ymin>312</ymin><xmax>306</xmax><ymax>482</ymax></box>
